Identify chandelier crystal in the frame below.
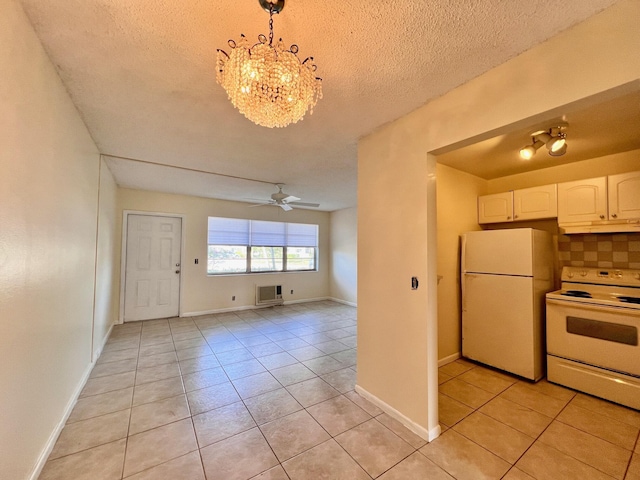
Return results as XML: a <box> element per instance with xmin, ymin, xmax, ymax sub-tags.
<box><xmin>216</xmin><ymin>0</ymin><xmax>322</xmax><ymax>128</ymax></box>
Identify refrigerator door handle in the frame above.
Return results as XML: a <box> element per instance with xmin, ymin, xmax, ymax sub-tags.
<box><xmin>461</xmin><ymin>234</ymin><xmax>467</xmax><ymax>274</ymax></box>
<box><xmin>461</xmin><ymin>274</ymin><xmax>468</xmax><ymax>312</ymax></box>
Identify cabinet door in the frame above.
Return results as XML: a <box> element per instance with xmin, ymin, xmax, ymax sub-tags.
<box><xmin>608</xmin><ymin>171</ymin><xmax>640</xmax><ymax>220</ymax></box>
<box><xmin>514</xmin><ymin>184</ymin><xmax>557</xmax><ymax>221</ymax></box>
<box><xmin>478</xmin><ymin>192</ymin><xmax>513</xmax><ymax>224</ymax></box>
<box><xmin>558</xmin><ymin>177</ymin><xmax>607</xmax><ymax>224</ymax></box>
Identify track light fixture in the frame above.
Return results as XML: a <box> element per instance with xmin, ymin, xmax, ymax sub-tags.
<box><xmin>519</xmin><ymin>123</ymin><xmax>568</xmax><ymax>160</ymax></box>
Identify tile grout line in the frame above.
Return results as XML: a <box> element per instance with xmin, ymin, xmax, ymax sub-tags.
<box><xmin>621</xmin><ymin>427</ymin><xmax>640</xmax><ymax>480</ymax></box>
<box><xmin>446</xmin><ymin>358</ymin><xmax>638</xmax><ymax>480</ymax></box>
<box><xmin>119</xmin><ymin>321</ymin><xmax>142</xmax><ymax>480</ymax></box>
<box><xmin>44</xmin><ymin>304</ymin><xmax>360</xmax><ymax>479</ymax></box>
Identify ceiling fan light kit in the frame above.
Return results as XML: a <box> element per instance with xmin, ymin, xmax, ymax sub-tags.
<box><xmin>519</xmin><ymin>123</ymin><xmax>568</xmax><ymax>160</ymax></box>
<box><xmin>216</xmin><ymin>0</ymin><xmax>323</xmax><ymax>128</ymax></box>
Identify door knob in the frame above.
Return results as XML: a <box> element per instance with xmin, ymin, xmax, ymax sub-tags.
<box><xmin>175</xmin><ymin>270</ymin><xmax>180</xmax><ymax>274</ymax></box>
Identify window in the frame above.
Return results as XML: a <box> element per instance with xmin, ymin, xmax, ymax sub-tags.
<box><xmin>207</xmin><ymin>217</ymin><xmax>318</xmax><ymax>275</ymax></box>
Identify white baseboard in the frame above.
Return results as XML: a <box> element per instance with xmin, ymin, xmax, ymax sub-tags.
<box><xmin>327</xmin><ymin>297</ymin><xmax>357</xmax><ymax>307</ymax></box>
<box><xmin>29</xmin><ymin>322</ymin><xmax>118</xmax><ymax>479</ymax></box>
<box><xmin>92</xmin><ymin>323</ymin><xmax>114</xmax><ymax>363</ymax></box>
<box><xmin>182</xmin><ymin>297</ymin><xmax>334</xmax><ymax>317</ymax></box>
<box><xmin>438</xmin><ymin>352</ymin><xmax>461</xmax><ymax>367</ymax></box>
<box><xmin>29</xmin><ymin>359</ymin><xmax>96</xmax><ymax>480</ymax></box>
<box><xmin>284</xmin><ymin>296</ymin><xmax>330</xmax><ymax>305</ymax></box>
<box><xmin>183</xmin><ymin>304</ymin><xmax>271</xmax><ymax>317</ymax></box>
<box><xmin>354</xmin><ymin>385</ymin><xmax>441</xmax><ymax>442</ymax></box>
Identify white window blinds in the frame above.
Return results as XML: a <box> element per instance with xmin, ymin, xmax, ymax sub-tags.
<box><xmin>286</xmin><ymin>222</ymin><xmax>318</xmax><ymax>247</ymax></box>
<box><xmin>208</xmin><ymin>217</ymin><xmax>318</xmax><ymax>247</ymax></box>
<box><xmin>207</xmin><ymin>217</ymin><xmax>249</xmax><ymax>245</ymax></box>
<box><xmin>250</xmin><ymin>220</ymin><xmax>286</xmax><ymax>246</ymax></box>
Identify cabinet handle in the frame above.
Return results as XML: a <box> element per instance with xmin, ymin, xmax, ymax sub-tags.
<box><xmin>611</xmin><ymin>213</ymin><xmax>618</xmax><ymax>218</ymax></box>
<box><xmin>507</xmin><ymin>216</ymin><xmax>511</xmax><ymax>220</ymax></box>
<box><xmin>514</xmin><ymin>215</ymin><xmax>518</xmax><ymax>219</ymax></box>
<box><xmin>600</xmin><ymin>214</ymin><xmax>605</xmax><ymax>219</ymax></box>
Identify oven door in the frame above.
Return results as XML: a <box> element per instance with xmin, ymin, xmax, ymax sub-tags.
<box><xmin>546</xmin><ymin>298</ymin><xmax>640</xmax><ymax>376</ymax></box>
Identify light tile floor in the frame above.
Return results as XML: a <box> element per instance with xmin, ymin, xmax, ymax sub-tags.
<box><xmin>40</xmin><ymin>301</ymin><xmax>640</xmax><ymax>479</ymax></box>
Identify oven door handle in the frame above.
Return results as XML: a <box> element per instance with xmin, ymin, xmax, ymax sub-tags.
<box><xmin>546</xmin><ymin>298</ymin><xmax>640</xmax><ymax>316</ymax></box>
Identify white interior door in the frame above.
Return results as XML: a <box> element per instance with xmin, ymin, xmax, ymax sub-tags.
<box><xmin>124</xmin><ymin>214</ymin><xmax>182</xmax><ymax>322</ymax></box>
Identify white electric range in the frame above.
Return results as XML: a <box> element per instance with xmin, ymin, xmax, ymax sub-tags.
<box><xmin>546</xmin><ymin>267</ymin><xmax>640</xmax><ymax>410</ymax></box>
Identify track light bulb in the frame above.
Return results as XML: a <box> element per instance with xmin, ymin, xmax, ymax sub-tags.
<box><xmin>547</xmin><ymin>136</ymin><xmax>566</xmax><ymax>153</ymax></box>
<box><xmin>548</xmin><ymin>142</ymin><xmax>567</xmax><ymax>156</ymax></box>
<box><xmin>519</xmin><ymin>140</ymin><xmax>544</xmax><ymax>160</ymax></box>
<box><xmin>519</xmin><ymin>145</ymin><xmax>535</xmax><ymax>160</ymax></box>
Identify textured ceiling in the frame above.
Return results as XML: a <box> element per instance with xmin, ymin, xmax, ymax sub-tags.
<box><xmin>20</xmin><ymin>0</ymin><xmax>620</xmax><ymax>211</ymax></box>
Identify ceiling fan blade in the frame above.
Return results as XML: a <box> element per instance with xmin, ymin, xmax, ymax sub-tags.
<box><xmin>279</xmin><ymin>203</ymin><xmax>293</xmax><ymax>211</ymax></box>
<box><xmin>249</xmin><ymin>203</ymin><xmax>270</xmax><ymax>208</ymax></box>
<box><xmin>289</xmin><ymin>201</ymin><xmax>320</xmax><ymax>208</ymax></box>
<box><xmin>282</xmin><ymin>195</ymin><xmax>301</xmax><ymax>203</ymax></box>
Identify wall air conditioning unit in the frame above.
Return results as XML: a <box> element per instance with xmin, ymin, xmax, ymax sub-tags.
<box><xmin>256</xmin><ymin>285</ymin><xmax>283</xmax><ymax>306</ymax></box>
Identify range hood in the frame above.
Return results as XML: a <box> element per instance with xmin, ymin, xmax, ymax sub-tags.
<box><xmin>560</xmin><ymin>219</ymin><xmax>640</xmax><ymax>234</ymax></box>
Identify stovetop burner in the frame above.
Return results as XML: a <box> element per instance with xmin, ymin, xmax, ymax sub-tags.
<box><xmin>548</xmin><ymin>267</ymin><xmax>640</xmax><ymax>310</ymax></box>
<box><xmin>619</xmin><ymin>296</ymin><xmax>640</xmax><ymax>304</ymax></box>
<box><xmin>562</xmin><ymin>290</ymin><xmax>592</xmax><ymax>298</ymax></box>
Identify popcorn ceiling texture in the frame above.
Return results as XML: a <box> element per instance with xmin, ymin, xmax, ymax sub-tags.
<box><xmin>17</xmin><ymin>0</ymin><xmax>618</xmax><ymax>210</ymax></box>
<box><xmin>558</xmin><ymin>233</ymin><xmax>640</xmax><ymax>269</ymax></box>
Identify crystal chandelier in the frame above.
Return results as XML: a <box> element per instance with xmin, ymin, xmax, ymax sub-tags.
<box><xmin>216</xmin><ymin>0</ymin><xmax>322</xmax><ymax>128</ymax></box>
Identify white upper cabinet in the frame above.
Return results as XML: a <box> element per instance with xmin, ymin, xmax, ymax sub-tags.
<box><xmin>557</xmin><ymin>177</ymin><xmax>608</xmax><ymax>224</ymax></box>
<box><xmin>478</xmin><ymin>192</ymin><xmax>513</xmax><ymax>224</ymax></box>
<box><xmin>478</xmin><ymin>185</ymin><xmax>557</xmax><ymax>224</ymax></box>
<box><xmin>608</xmin><ymin>171</ymin><xmax>640</xmax><ymax>220</ymax></box>
<box><xmin>514</xmin><ymin>184</ymin><xmax>558</xmax><ymax>221</ymax></box>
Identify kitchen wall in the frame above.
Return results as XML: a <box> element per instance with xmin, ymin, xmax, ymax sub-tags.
<box><xmin>329</xmin><ymin>207</ymin><xmax>358</xmax><ymax>305</ymax></box>
<box><xmin>558</xmin><ymin>233</ymin><xmax>640</xmax><ymax>269</ymax></box>
<box><xmin>0</xmin><ymin>1</ymin><xmax>111</xmax><ymax>478</ymax></box>
<box><xmin>436</xmin><ymin>150</ymin><xmax>640</xmax><ymax>363</ymax></box>
<box><xmin>117</xmin><ymin>188</ymin><xmax>332</xmax><ymax>316</ymax></box>
<box><xmin>436</xmin><ymin>164</ymin><xmax>485</xmax><ymax>361</ymax></box>
<box><xmin>358</xmin><ymin>0</ymin><xmax>639</xmax><ymax>440</ymax></box>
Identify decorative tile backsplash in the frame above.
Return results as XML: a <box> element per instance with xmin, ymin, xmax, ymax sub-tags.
<box><xmin>558</xmin><ymin>233</ymin><xmax>640</xmax><ymax>269</ymax></box>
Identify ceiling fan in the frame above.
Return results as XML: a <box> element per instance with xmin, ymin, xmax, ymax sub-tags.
<box><xmin>250</xmin><ymin>184</ymin><xmax>320</xmax><ymax>211</ymax></box>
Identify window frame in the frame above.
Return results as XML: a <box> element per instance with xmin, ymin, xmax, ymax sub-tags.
<box><xmin>207</xmin><ymin>218</ymin><xmax>318</xmax><ymax>276</ymax></box>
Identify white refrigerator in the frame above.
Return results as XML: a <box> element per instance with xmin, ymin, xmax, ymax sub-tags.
<box><xmin>461</xmin><ymin>228</ymin><xmax>554</xmax><ymax>381</ymax></box>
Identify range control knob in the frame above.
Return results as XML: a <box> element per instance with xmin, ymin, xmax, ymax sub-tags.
<box><xmin>635</xmin><ymin>273</ymin><xmax>640</xmax><ymax>280</ymax></box>
<box><xmin>580</xmin><ymin>270</ymin><xmax>588</xmax><ymax>277</ymax></box>
<box><xmin>566</xmin><ymin>271</ymin><xmax>574</xmax><ymax>278</ymax></box>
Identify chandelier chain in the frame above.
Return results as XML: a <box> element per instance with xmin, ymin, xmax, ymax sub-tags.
<box><xmin>269</xmin><ymin>6</ymin><xmax>274</xmax><ymax>45</ymax></box>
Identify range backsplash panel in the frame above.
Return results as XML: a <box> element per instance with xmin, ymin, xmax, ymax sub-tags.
<box><xmin>558</xmin><ymin>233</ymin><xmax>640</xmax><ymax>269</ymax></box>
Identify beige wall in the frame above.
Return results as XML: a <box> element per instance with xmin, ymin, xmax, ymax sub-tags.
<box><xmin>358</xmin><ymin>124</ymin><xmax>432</xmax><ymax>429</ymax></box>
<box><xmin>329</xmin><ymin>207</ymin><xmax>358</xmax><ymax>305</ymax></box>
<box><xmin>436</xmin><ymin>164</ymin><xmax>486</xmax><ymax>361</ymax></box>
<box><xmin>358</xmin><ymin>0</ymin><xmax>640</xmax><ymax>437</ymax></box>
<box><xmin>0</xmin><ymin>1</ymin><xmax>105</xmax><ymax>478</ymax></box>
<box><xmin>117</xmin><ymin>188</ymin><xmax>331</xmax><ymax>315</ymax></box>
<box><xmin>93</xmin><ymin>159</ymin><xmax>120</xmax><ymax>360</ymax></box>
